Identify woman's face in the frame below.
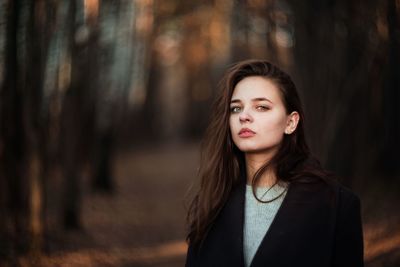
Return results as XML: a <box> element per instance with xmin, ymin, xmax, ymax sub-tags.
<box><xmin>229</xmin><ymin>76</ymin><xmax>298</xmax><ymax>155</ymax></box>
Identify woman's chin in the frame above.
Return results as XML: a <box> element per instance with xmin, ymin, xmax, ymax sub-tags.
<box><xmin>236</xmin><ymin>144</ymin><xmax>279</xmax><ymax>155</ymax></box>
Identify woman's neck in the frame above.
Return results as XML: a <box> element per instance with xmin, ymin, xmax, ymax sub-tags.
<box><xmin>245</xmin><ymin>152</ymin><xmax>277</xmax><ymax>187</ymax></box>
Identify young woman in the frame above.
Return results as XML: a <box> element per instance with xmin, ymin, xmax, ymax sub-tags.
<box><xmin>185</xmin><ymin>60</ymin><xmax>364</xmax><ymax>267</ymax></box>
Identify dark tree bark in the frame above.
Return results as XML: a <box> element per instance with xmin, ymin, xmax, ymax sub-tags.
<box><xmin>0</xmin><ymin>0</ymin><xmax>28</xmax><ymax>259</ymax></box>
<box><xmin>231</xmin><ymin>0</ymin><xmax>251</xmax><ymax>61</ymax></box>
<box><xmin>287</xmin><ymin>0</ymin><xmax>387</xmax><ymax>187</ymax></box>
<box><xmin>379</xmin><ymin>0</ymin><xmax>400</xmax><ymax>176</ymax></box>
<box><xmin>0</xmin><ymin>0</ymin><xmax>55</xmax><ymax>258</ymax></box>
<box><xmin>60</xmin><ymin>0</ymin><xmax>87</xmax><ymax>229</ymax></box>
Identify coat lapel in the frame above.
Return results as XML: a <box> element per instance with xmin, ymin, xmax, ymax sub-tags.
<box><xmin>218</xmin><ymin>179</ymin><xmax>297</xmax><ymax>267</ymax></box>
<box><xmin>220</xmin><ymin>179</ymin><xmax>246</xmax><ymax>266</ymax></box>
<box><xmin>249</xmin><ymin>181</ymin><xmax>295</xmax><ymax>266</ymax></box>
<box><xmin>249</xmin><ymin>181</ymin><xmax>336</xmax><ymax>267</ymax></box>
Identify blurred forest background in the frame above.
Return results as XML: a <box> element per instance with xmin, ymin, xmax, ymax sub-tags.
<box><xmin>0</xmin><ymin>0</ymin><xmax>399</xmax><ymax>266</ymax></box>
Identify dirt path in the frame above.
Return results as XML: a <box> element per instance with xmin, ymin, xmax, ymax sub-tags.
<box><xmin>38</xmin><ymin>142</ymin><xmax>199</xmax><ymax>267</ymax></box>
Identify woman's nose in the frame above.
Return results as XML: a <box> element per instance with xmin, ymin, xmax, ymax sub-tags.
<box><xmin>239</xmin><ymin>110</ymin><xmax>253</xmax><ymax>123</ymax></box>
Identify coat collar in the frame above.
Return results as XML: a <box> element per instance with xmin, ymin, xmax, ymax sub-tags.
<box><xmin>226</xmin><ymin>179</ymin><xmax>294</xmax><ymax>267</ymax></box>
<box><xmin>222</xmin><ymin>178</ymin><xmax>333</xmax><ymax>267</ymax></box>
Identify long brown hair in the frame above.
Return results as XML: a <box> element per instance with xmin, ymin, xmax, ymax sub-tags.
<box><xmin>186</xmin><ymin>59</ymin><xmax>329</xmax><ymax>247</ymax></box>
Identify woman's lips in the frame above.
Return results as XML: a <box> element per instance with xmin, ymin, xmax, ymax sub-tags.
<box><xmin>239</xmin><ymin>128</ymin><xmax>256</xmax><ymax>138</ymax></box>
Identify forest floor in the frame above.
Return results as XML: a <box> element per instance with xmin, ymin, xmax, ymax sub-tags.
<box><xmin>11</xmin><ymin>141</ymin><xmax>400</xmax><ymax>267</ymax></box>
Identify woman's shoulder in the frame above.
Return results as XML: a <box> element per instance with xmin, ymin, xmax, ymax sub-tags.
<box><xmin>289</xmin><ymin>176</ymin><xmax>361</xmax><ymax>205</ymax></box>
<box><xmin>326</xmin><ymin>178</ymin><xmax>362</xmax><ymax>214</ymax></box>
<box><xmin>324</xmin><ymin>177</ymin><xmax>361</xmax><ymax>202</ymax></box>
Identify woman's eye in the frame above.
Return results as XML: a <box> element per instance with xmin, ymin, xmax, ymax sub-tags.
<box><xmin>230</xmin><ymin>106</ymin><xmax>241</xmax><ymax>113</ymax></box>
<box><xmin>256</xmin><ymin>106</ymin><xmax>269</xmax><ymax>111</ymax></box>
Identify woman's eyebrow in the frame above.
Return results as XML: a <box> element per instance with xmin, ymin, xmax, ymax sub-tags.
<box><xmin>230</xmin><ymin>97</ymin><xmax>273</xmax><ymax>104</ymax></box>
<box><xmin>252</xmin><ymin>97</ymin><xmax>273</xmax><ymax>103</ymax></box>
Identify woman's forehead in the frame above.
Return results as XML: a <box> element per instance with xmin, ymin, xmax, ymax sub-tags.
<box><xmin>231</xmin><ymin>76</ymin><xmax>281</xmax><ymax>102</ymax></box>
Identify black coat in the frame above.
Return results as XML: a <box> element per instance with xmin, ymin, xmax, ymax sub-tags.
<box><xmin>185</xmin><ymin>178</ymin><xmax>364</xmax><ymax>267</ymax></box>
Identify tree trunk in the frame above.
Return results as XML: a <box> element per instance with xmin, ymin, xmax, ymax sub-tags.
<box><xmin>379</xmin><ymin>0</ymin><xmax>400</xmax><ymax>176</ymax></box>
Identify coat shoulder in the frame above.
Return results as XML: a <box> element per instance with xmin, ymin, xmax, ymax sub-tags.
<box><xmin>324</xmin><ymin>178</ymin><xmax>361</xmax><ymax>204</ymax></box>
<box><xmin>288</xmin><ymin>176</ymin><xmax>361</xmax><ymax>212</ymax></box>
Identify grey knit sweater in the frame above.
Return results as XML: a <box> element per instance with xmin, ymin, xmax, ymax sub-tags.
<box><xmin>243</xmin><ymin>182</ymin><xmax>288</xmax><ymax>267</ymax></box>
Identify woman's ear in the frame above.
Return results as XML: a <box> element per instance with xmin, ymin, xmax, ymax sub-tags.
<box><xmin>284</xmin><ymin>111</ymin><xmax>300</xmax><ymax>134</ymax></box>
